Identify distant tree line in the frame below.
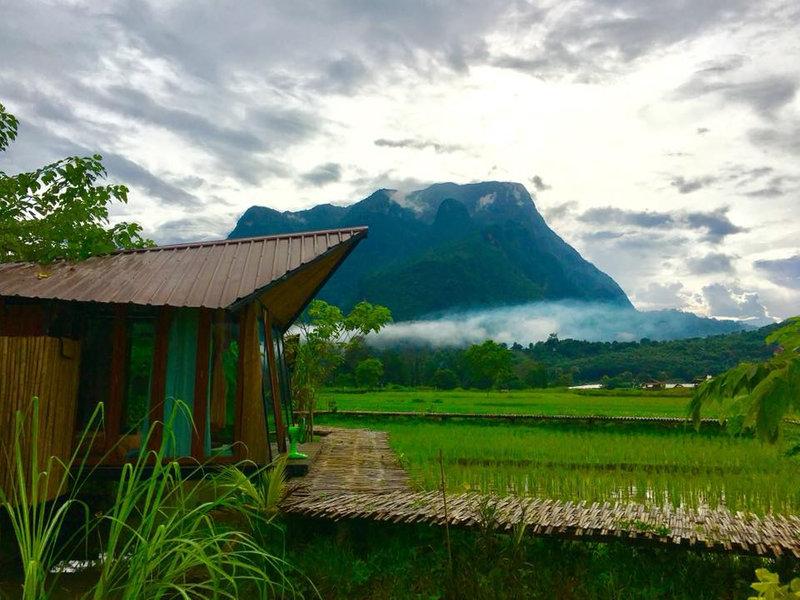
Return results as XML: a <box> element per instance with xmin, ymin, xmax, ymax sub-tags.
<box><xmin>328</xmin><ymin>324</ymin><xmax>780</xmax><ymax>390</ymax></box>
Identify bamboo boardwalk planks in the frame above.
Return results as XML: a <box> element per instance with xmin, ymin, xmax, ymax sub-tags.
<box><xmin>281</xmin><ymin>428</ymin><xmax>800</xmax><ymax>558</ymax></box>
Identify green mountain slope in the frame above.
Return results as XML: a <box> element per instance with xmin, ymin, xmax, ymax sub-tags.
<box><xmin>229</xmin><ymin>181</ymin><xmax>632</xmax><ymax>318</ymax></box>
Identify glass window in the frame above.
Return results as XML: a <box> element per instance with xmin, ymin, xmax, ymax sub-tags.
<box><xmin>123</xmin><ymin>319</ymin><xmax>156</xmax><ymax>435</ymax></box>
<box><xmin>76</xmin><ymin>316</ymin><xmax>113</xmax><ymax>428</ymax></box>
<box><xmin>208</xmin><ymin>312</ymin><xmax>239</xmax><ymax>456</ymax></box>
<box><xmin>272</xmin><ymin>326</ymin><xmax>292</xmax><ymax>428</ymax></box>
<box><xmin>258</xmin><ymin>313</ymin><xmax>277</xmax><ymax>440</ymax></box>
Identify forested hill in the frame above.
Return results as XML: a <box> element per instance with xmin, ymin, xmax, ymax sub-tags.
<box><xmin>229</xmin><ymin>181</ymin><xmax>632</xmax><ymax>320</ymax></box>
<box><xmin>349</xmin><ymin>322</ymin><xmax>780</xmax><ymax>388</ymax></box>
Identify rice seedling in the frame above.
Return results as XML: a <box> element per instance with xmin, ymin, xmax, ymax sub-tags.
<box><xmin>317</xmin><ymin>387</ymin><xmax>706</xmax><ymax>418</ymax></box>
<box><xmin>321</xmin><ymin>416</ymin><xmax>800</xmax><ymax>515</ymax></box>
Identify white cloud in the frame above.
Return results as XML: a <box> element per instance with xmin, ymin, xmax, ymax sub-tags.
<box><xmin>1</xmin><ymin>0</ymin><xmax>799</xmax><ymax>319</ymax></box>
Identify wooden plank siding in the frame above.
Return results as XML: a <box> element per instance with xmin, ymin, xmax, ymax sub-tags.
<box><xmin>0</xmin><ymin>336</ymin><xmax>81</xmax><ymax>501</ymax></box>
<box><xmin>105</xmin><ymin>304</ymin><xmax>127</xmax><ymax>452</ymax></box>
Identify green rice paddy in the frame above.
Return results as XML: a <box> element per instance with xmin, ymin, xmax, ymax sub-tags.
<box><xmin>317</xmin><ymin>387</ymin><xmax>709</xmax><ymax>418</ymax></box>
<box><xmin>317</xmin><ymin>391</ymin><xmax>800</xmax><ymax>515</ymax></box>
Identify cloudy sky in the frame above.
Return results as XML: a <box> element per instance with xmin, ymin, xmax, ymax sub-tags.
<box><xmin>1</xmin><ymin>0</ymin><xmax>798</xmax><ymax>322</ymax></box>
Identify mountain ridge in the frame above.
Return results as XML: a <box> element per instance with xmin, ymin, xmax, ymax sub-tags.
<box><xmin>230</xmin><ymin>181</ymin><xmax>634</xmax><ymax>320</ymax></box>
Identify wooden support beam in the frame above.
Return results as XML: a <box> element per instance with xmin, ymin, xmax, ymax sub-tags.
<box><xmin>106</xmin><ymin>304</ymin><xmax>127</xmax><ymax>450</ymax></box>
<box><xmin>191</xmin><ymin>308</ymin><xmax>211</xmax><ymax>460</ymax></box>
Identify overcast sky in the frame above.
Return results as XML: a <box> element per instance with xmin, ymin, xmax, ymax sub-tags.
<box><xmin>1</xmin><ymin>0</ymin><xmax>798</xmax><ymax>322</ymax></box>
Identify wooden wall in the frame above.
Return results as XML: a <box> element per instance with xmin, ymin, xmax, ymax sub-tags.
<box><xmin>0</xmin><ymin>336</ymin><xmax>81</xmax><ymax>501</ymax></box>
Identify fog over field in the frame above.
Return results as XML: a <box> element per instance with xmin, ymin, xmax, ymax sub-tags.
<box><xmin>369</xmin><ymin>301</ymin><xmax>759</xmax><ymax>347</ymax></box>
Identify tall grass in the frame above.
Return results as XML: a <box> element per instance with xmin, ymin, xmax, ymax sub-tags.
<box><xmin>1</xmin><ymin>397</ymin><xmax>303</xmax><ymax>599</ymax></box>
<box><xmin>0</xmin><ymin>397</ymin><xmax>101</xmax><ymax>600</ymax></box>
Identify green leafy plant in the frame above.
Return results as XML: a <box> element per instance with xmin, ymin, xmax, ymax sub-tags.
<box><xmin>90</xmin><ymin>403</ymin><xmax>296</xmax><ymax>600</ymax></box>
<box><xmin>0</xmin><ymin>398</ymin><xmax>103</xmax><ymax>600</ymax></box>
<box><xmin>690</xmin><ymin>317</ymin><xmax>800</xmax><ymax>442</ymax></box>
<box><xmin>0</xmin><ymin>101</ymin><xmax>152</xmax><ymax>264</ymax></box>
<box><xmin>748</xmin><ymin>568</ymin><xmax>800</xmax><ymax>599</ymax></box>
<box><xmin>290</xmin><ymin>300</ymin><xmax>391</xmax><ymax>438</ymax></box>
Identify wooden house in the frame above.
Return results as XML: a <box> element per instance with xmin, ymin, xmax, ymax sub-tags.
<box><xmin>0</xmin><ymin>227</ymin><xmax>367</xmax><ymax>495</ymax></box>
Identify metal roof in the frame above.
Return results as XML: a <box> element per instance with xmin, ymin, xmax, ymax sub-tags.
<box><xmin>0</xmin><ymin>227</ymin><xmax>367</xmax><ymax>309</ymax></box>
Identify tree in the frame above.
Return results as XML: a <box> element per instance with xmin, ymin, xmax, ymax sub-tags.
<box><xmin>291</xmin><ymin>300</ymin><xmax>392</xmax><ymax>437</ymax></box>
<box><xmin>462</xmin><ymin>340</ymin><xmax>514</xmax><ymax>389</ymax></box>
<box><xmin>522</xmin><ymin>362</ymin><xmax>548</xmax><ymax>388</ymax></box>
<box><xmin>0</xmin><ymin>102</ymin><xmax>151</xmax><ymax>263</ymax></box>
<box><xmin>355</xmin><ymin>358</ymin><xmax>384</xmax><ymax>389</ymax></box>
<box><xmin>690</xmin><ymin>317</ymin><xmax>800</xmax><ymax>442</ymax></box>
<box><xmin>433</xmin><ymin>368</ymin><xmax>459</xmax><ymax>390</ymax></box>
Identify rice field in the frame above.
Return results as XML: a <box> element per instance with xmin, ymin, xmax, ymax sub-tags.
<box><xmin>317</xmin><ymin>387</ymin><xmax>705</xmax><ymax>418</ymax></box>
<box><xmin>317</xmin><ymin>416</ymin><xmax>800</xmax><ymax>515</ymax></box>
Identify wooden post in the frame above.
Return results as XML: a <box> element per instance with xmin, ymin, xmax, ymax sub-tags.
<box><xmin>263</xmin><ymin>308</ymin><xmax>287</xmax><ymax>453</ymax></box>
<box><xmin>106</xmin><ymin>304</ymin><xmax>127</xmax><ymax>451</ymax></box>
<box><xmin>148</xmin><ymin>306</ymin><xmax>171</xmax><ymax>451</ymax></box>
<box><xmin>191</xmin><ymin>309</ymin><xmax>211</xmax><ymax>460</ymax></box>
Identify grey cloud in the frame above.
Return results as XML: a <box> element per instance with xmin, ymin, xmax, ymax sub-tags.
<box><xmin>670</xmin><ymin>175</ymin><xmax>716</xmax><ymax>194</ymax></box>
<box><xmin>634</xmin><ymin>281</ymin><xmax>688</xmax><ymax>310</ymax></box>
<box><xmin>102</xmin><ymin>154</ymin><xmax>202</xmax><ymax>208</ymax></box>
<box><xmin>149</xmin><ymin>216</ymin><xmax>229</xmax><ymax>245</ymax></box>
<box><xmin>686</xmin><ymin>252</ymin><xmax>734</xmax><ymax>274</ymax></box>
<box><xmin>374</xmin><ymin>138</ymin><xmax>463</xmax><ymax>153</ymax></box>
<box><xmin>675</xmin><ymin>58</ymin><xmax>798</xmax><ymax>118</ymax></box>
<box><xmin>541</xmin><ymin>200</ymin><xmax>576</xmax><ymax>221</ymax></box>
<box><xmin>579</xmin><ymin>207</ymin><xmax>673</xmax><ymax>228</ymax></box>
<box><xmin>578</xmin><ymin>206</ymin><xmax>745</xmax><ymax>242</ymax></box>
<box><xmin>685</xmin><ymin>209</ymin><xmax>746</xmax><ymax>242</ymax></box>
<box><xmin>491</xmin><ymin>1</ymin><xmax>757</xmax><ymax>80</ymax></box>
<box><xmin>702</xmin><ymin>283</ymin><xmax>770</xmax><ymax>322</ymax></box>
<box><xmin>530</xmin><ymin>175</ymin><xmax>551</xmax><ymax>192</ymax></box>
<box><xmin>754</xmin><ymin>255</ymin><xmax>800</xmax><ymax>289</ymax></box>
<box><xmin>300</xmin><ymin>162</ymin><xmax>342</xmax><ymax>186</ymax></box>
<box><xmin>749</xmin><ymin>123</ymin><xmax>800</xmax><ymax>156</ymax></box>
<box><xmin>696</xmin><ymin>127</ymin><xmax>709</xmax><ymax>135</ymax></box>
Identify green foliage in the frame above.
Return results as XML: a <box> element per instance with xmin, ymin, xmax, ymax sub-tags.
<box><xmin>691</xmin><ymin>317</ymin><xmax>800</xmax><ymax>442</ymax></box>
<box><xmin>0</xmin><ymin>397</ymin><xmax>298</xmax><ymax>598</ymax></box>
<box><xmin>0</xmin><ymin>101</ymin><xmax>19</xmax><ymax>151</ymax></box>
<box><xmin>291</xmin><ymin>300</ymin><xmax>391</xmax><ymax>435</ymax></box>
<box><xmin>280</xmin><ymin>518</ymin><xmax>772</xmax><ymax>599</ymax></box>
<box><xmin>0</xmin><ymin>101</ymin><xmax>152</xmax><ymax>263</ymax></box>
<box><xmin>749</xmin><ymin>568</ymin><xmax>800</xmax><ymax>599</ymax></box>
<box><xmin>330</xmin><ymin>324</ymin><xmax>777</xmax><ymax>390</ymax></box>
<box><xmin>433</xmin><ymin>368</ymin><xmax>459</xmax><ymax>390</ymax></box>
<box><xmin>0</xmin><ymin>398</ymin><xmax>102</xmax><ymax>600</ymax></box>
<box><xmin>355</xmin><ymin>357</ymin><xmax>384</xmax><ymax>389</ymax></box>
<box><xmin>463</xmin><ymin>340</ymin><xmax>514</xmax><ymax>389</ymax></box>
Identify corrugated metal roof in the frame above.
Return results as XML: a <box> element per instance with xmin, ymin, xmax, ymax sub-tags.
<box><xmin>0</xmin><ymin>227</ymin><xmax>367</xmax><ymax>309</ymax></box>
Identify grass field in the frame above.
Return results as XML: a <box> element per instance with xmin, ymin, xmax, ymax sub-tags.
<box><xmin>316</xmin><ymin>412</ymin><xmax>800</xmax><ymax>515</ymax></box>
<box><xmin>317</xmin><ymin>387</ymin><xmax>704</xmax><ymax>418</ymax></box>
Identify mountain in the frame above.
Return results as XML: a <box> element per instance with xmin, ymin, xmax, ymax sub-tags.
<box><xmin>229</xmin><ymin>181</ymin><xmax>633</xmax><ymax>320</ymax></box>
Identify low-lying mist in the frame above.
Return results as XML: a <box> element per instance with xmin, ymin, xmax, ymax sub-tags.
<box><xmin>368</xmin><ymin>301</ymin><xmax>749</xmax><ymax>348</ymax></box>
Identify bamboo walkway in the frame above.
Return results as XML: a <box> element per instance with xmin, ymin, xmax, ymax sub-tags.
<box><xmin>281</xmin><ymin>428</ymin><xmax>800</xmax><ymax>558</ymax></box>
